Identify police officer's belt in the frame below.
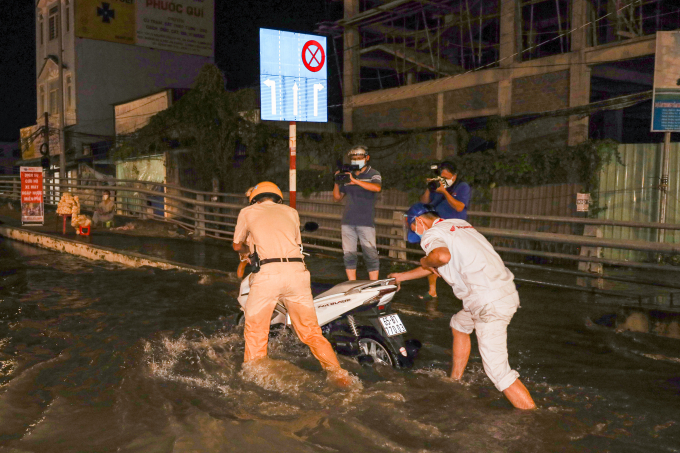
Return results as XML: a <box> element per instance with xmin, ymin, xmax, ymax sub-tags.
<box><xmin>260</xmin><ymin>257</ymin><xmax>304</xmax><ymax>265</ymax></box>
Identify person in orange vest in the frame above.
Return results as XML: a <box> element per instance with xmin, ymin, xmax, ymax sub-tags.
<box><xmin>232</xmin><ymin>182</ymin><xmax>352</xmax><ymax>387</ymax></box>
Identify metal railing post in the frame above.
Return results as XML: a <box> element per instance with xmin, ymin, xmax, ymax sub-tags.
<box><xmin>195</xmin><ymin>194</ymin><xmax>206</xmax><ymax>237</ymax></box>
<box><xmin>388</xmin><ymin>210</ymin><xmax>406</xmax><ymax>261</ymax></box>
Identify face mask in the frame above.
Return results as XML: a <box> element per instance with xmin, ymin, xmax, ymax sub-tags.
<box><xmin>414</xmin><ymin>218</ymin><xmax>424</xmax><ymax>238</ymax></box>
<box><xmin>351</xmin><ymin>160</ymin><xmax>366</xmax><ymax>169</ymax></box>
<box><xmin>445</xmin><ymin>179</ymin><xmax>454</xmax><ymax>187</ymax></box>
<box><xmin>102</xmin><ymin>195</ymin><xmax>109</xmax><ymax>200</ymax></box>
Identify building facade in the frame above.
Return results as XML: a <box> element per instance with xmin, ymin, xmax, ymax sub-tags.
<box><xmin>22</xmin><ymin>0</ymin><xmax>214</xmax><ymax>174</ymax></box>
<box><xmin>328</xmin><ymin>0</ymin><xmax>680</xmax><ymax>157</ymax></box>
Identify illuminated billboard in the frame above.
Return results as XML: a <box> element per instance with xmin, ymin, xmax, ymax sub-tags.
<box><xmin>75</xmin><ymin>0</ymin><xmax>214</xmax><ymax>57</ymax></box>
<box><xmin>259</xmin><ymin>28</ymin><xmax>328</xmax><ymax>122</ymax></box>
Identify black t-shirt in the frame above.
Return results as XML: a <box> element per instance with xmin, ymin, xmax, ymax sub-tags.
<box><xmin>339</xmin><ymin>166</ymin><xmax>382</xmax><ymax>226</ymax></box>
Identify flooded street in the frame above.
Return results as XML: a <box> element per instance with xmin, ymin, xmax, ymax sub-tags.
<box><xmin>1</xmin><ymin>237</ymin><xmax>679</xmax><ymax>452</ymax></box>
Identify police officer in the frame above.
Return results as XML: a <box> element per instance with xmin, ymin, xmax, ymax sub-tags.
<box><xmin>232</xmin><ymin>182</ymin><xmax>351</xmax><ymax>386</ymax></box>
<box><xmin>388</xmin><ymin>203</ymin><xmax>536</xmax><ymax>410</ymax></box>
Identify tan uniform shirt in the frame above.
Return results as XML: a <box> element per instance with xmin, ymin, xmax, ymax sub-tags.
<box><xmin>233</xmin><ymin>201</ymin><xmax>303</xmax><ymax>260</ymax></box>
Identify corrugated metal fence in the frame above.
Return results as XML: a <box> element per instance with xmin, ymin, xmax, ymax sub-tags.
<box><xmin>598</xmin><ymin>142</ymin><xmax>680</xmax><ymax>261</ymax></box>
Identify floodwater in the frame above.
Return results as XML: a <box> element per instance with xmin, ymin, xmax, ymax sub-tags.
<box><xmin>1</xmin><ymin>238</ymin><xmax>679</xmax><ymax>453</ymax></box>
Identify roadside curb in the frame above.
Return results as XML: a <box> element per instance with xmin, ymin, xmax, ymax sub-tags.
<box><xmin>0</xmin><ymin>224</ymin><xmax>240</xmax><ymax>282</ymax></box>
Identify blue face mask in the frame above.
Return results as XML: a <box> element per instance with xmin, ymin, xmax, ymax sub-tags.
<box><xmin>351</xmin><ymin>159</ymin><xmax>366</xmax><ymax>169</ymax></box>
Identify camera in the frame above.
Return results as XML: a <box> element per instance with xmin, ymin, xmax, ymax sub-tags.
<box><xmin>427</xmin><ymin>163</ymin><xmax>446</xmax><ymax>192</ymax></box>
<box><xmin>335</xmin><ymin>163</ymin><xmax>360</xmax><ymax>184</ymax></box>
<box><xmin>428</xmin><ymin>176</ymin><xmax>448</xmax><ymax>192</ymax></box>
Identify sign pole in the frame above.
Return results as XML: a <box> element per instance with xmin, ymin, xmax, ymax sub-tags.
<box><xmin>658</xmin><ymin>131</ymin><xmax>671</xmax><ymax>243</ymax></box>
<box><xmin>289</xmin><ymin>121</ymin><xmax>297</xmax><ymax>209</ymax></box>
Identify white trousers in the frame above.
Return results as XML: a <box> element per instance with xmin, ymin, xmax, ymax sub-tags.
<box><xmin>449</xmin><ymin>291</ymin><xmax>521</xmax><ymax>392</ymax></box>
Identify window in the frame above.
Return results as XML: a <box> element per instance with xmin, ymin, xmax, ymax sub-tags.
<box><xmin>39</xmin><ymin>85</ymin><xmax>46</xmax><ymax>115</ymax></box>
<box><xmin>39</xmin><ymin>14</ymin><xmax>44</xmax><ymax>45</ymax></box>
<box><xmin>66</xmin><ymin>75</ymin><xmax>73</xmax><ymax>108</ymax></box>
<box><xmin>49</xmin><ymin>6</ymin><xmax>59</xmax><ymax>41</ymax></box>
<box><xmin>65</xmin><ymin>0</ymin><xmax>69</xmax><ymax>32</ymax></box>
<box><xmin>49</xmin><ymin>89</ymin><xmax>58</xmax><ymax>115</ymax></box>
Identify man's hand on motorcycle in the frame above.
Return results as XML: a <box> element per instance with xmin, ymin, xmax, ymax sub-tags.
<box><xmin>387</xmin><ymin>273</ymin><xmax>402</xmax><ymax>290</ymax></box>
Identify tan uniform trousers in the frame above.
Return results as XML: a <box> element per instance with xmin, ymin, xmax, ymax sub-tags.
<box><xmin>243</xmin><ymin>262</ymin><xmax>342</xmax><ymax>371</ymax></box>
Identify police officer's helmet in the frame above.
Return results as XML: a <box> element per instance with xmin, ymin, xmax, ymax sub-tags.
<box><xmin>249</xmin><ymin>181</ymin><xmax>284</xmax><ymax>204</ymax></box>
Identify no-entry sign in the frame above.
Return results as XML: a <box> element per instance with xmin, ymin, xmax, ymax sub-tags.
<box><xmin>302</xmin><ymin>40</ymin><xmax>325</xmax><ymax>72</ymax></box>
<box><xmin>259</xmin><ymin>28</ymin><xmax>328</xmax><ymax>122</ymax></box>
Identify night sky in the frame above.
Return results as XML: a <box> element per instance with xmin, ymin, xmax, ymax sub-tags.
<box><xmin>0</xmin><ymin>0</ymin><xmax>342</xmax><ymax>141</ymax></box>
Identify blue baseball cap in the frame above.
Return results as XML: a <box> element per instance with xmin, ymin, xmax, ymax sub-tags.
<box><xmin>404</xmin><ymin>203</ymin><xmax>437</xmax><ymax>243</ymax></box>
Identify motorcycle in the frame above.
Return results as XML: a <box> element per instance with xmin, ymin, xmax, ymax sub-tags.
<box><xmin>235</xmin><ymin>224</ymin><xmax>421</xmax><ymax>368</ymax></box>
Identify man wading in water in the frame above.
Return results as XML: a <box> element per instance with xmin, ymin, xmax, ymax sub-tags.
<box><xmin>232</xmin><ymin>182</ymin><xmax>352</xmax><ymax>387</ymax></box>
<box><xmin>389</xmin><ymin>203</ymin><xmax>536</xmax><ymax>409</ymax></box>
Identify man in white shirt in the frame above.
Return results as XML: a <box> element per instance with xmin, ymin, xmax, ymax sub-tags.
<box><xmin>388</xmin><ymin>203</ymin><xmax>535</xmax><ymax>410</ymax></box>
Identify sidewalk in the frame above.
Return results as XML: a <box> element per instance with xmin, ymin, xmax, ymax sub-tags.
<box><xmin>0</xmin><ymin>209</ymin><xmax>352</xmax><ymax>283</ymax></box>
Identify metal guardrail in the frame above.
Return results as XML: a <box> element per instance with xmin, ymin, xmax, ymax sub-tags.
<box><xmin>2</xmin><ymin>175</ymin><xmax>680</xmax><ymax>274</ymax></box>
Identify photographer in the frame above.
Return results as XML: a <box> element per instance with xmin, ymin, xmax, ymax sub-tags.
<box><xmin>333</xmin><ymin>146</ymin><xmax>382</xmax><ymax>281</ymax></box>
<box><xmin>419</xmin><ymin>161</ymin><xmax>470</xmax><ymax>300</ymax></box>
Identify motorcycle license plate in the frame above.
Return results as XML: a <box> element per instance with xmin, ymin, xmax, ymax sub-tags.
<box><xmin>379</xmin><ymin>314</ymin><xmax>407</xmax><ymax>337</ymax></box>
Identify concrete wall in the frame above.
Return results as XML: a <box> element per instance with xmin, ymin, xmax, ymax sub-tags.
<box><xmin>73</xmin><ymin>38</ymin><xmax>212</xmax><ymax>143</ymax></box>
<box><xmin>511</xmin><ymin>71</ymin><xmax>570</xmax><ymax>115</ymax></box>
<box><xmin>353</xmin><ymin>94</ymin><xmax>437</xmax><ymax>131</ymax></box>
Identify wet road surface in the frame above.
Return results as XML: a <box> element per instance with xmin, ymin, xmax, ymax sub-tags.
<box><xmin>1</xmin><ymin>238</ymin><xmax>679</xmax><ymax>452</ymax></box>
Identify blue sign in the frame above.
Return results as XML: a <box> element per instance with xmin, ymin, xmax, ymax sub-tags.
<box><xmin>260</xmin><ymin>28</ymin><xmax>328</xmax><ymax>123</ymax></box>
<box><xmin>652</xmin><ymin>90</ymin><xmax>680</xmax><ymax>132</ymax></box>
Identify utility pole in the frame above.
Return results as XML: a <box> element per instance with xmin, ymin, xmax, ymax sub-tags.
<box><xmin>44</xmin><ymin>112</ymin><xmax>50</xmax><ymax>155</ymax></box>
<box><xmin>57</xmin><ymin>0</ymin><xmax>66</xmax><ymax>188</ymax></box>
<box><xmin>44</xmin><ymin>112</ymin><xmax>51</xmax><ymax>203</ymax></box>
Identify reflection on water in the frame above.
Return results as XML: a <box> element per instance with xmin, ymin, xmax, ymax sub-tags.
<box><xmin>1</xmin><ymin>237</ymin><xmax>679</xmax><ymax>452</ymax></box>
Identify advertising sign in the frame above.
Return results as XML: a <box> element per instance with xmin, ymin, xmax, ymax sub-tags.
<box><xmin>651</xmin><ymin>31</ymin><xmax>680</xmax><ymax>132</ymax></box>
<box><xmin>20</xmin><ymin>167</ymin><xmax>44</xmax><ymax>225</ymax></box>
<box><xmin>259</xmin><ymin>28</ymin><xmax>328</xmax><ymax>122</ymax></box>
<box><xmin>576</xmin><ymin>193</ymin><xmax>590</xmax><ymax>212</ymax></box>
<box><xmin>75</xmin><ymin>0</ymin><xmax>214</xmax><ymax>57</ymax></box>
<box><xmin>20</xmin><ymin>122</ymin><xmax>61</xmax><ymax>160</ymax></box>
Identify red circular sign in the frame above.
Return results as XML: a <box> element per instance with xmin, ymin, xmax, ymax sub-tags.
<box><xmin>301</xmin><ymin>40</ymin><xmax>325</xmax><ymax>73</ymax></box>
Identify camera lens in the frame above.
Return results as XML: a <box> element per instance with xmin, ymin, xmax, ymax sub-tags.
<box><xmin>427</xmin><ymin>180</ymin><xmax>439</xmax><ymax>192</ymax></box>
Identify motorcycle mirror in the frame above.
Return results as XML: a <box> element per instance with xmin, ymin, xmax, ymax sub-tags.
<box><xmin>303</xmin><ymin>221</ymin><xmax>319</xmax><ymax>232</ymax></box>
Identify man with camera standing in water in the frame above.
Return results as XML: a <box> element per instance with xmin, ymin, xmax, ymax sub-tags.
<box><xmin>333</xmin><ymin>146</ymin><xmax>382</xmax><ymax>281</ymax></box>
<box><xmin>420</xmin><ymin>161</ymin><xmax>470</xmax><ymax>300</ymax></box>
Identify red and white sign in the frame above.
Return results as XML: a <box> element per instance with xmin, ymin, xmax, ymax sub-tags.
<box><xmin>302</xmin><ymin>40</ymin><xmax>325</xmax><ymax>72</ymax></box>
<box><xmin>20</xmin><ymin>167</ymin><xmax>44</xmax><ymax>224</ymax></box>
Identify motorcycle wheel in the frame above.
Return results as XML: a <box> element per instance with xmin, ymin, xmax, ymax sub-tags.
<box><xmin>358</xmin><ymin>336</ymin><xmax>398</xmax><ymax>367</ymax></box>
